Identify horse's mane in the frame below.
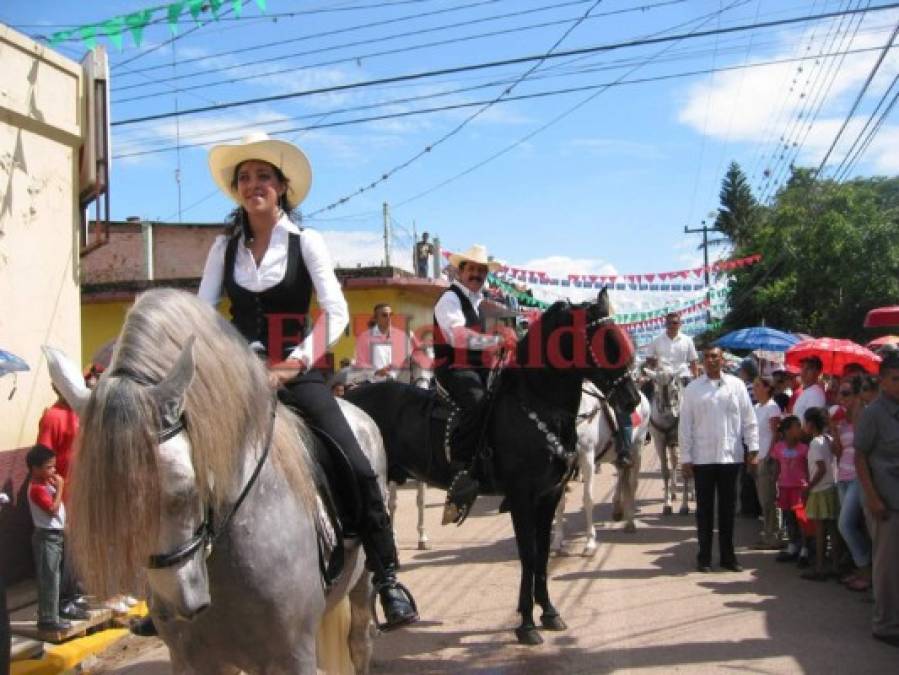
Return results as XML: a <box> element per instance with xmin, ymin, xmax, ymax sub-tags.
<box><xmin>70</xmin><ymin>288</ymin><xmax>318</xmax><ymax>596</ymax></box>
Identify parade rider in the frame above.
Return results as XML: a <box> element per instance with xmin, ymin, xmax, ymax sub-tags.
<box><xmin>646</xmin><ymin>311</ymin><xmax>700</xmax><ymax>380</ymax></box>
<box><xmin>433</xmin><ymin>245</ymin><xmax>516</xmax><ymax>522</ymax></box>
<box><xmin>198</xmin><ymin>132</ymin><xmax>417</xmax><ymax>630</ymax></box>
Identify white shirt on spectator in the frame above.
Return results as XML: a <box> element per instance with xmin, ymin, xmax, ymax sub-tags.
<box><xmin>365</xmin><ymin>325</ymin><xmax>413</xmax><ymax>381</ymax></box>
<box><xmin>648</xmin><ymin>332</ymin><xmax>698</xmax><ymax>377</ymax></box>
<box><xmin>754</xmin><ymin>399</ymin><xmax>781</xmax><ymax>460</ymax></box>
<box><xmin>679</xmin><ymin>373</ymin><xmax>759</xmax><ymax>465</ymax></box>
<box><xmin>808</xmin><ymin>435</ymin><xmax>836</xmax><ymax>492</ymax></box>
<box><xmin>793</xmin><ymin>382</ymin><xmax>826</xmax><ymax>425</ymax></box>
<box><xmin>198</xmin><ymin>216</ymin><xmax>349</xmax><ymax>365</ymax></box>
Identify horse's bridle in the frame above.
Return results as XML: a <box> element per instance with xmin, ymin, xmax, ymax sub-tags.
<box><xmin>145</xmin><ymin>394</ymin><xmax>277</xmax><ymax>570</ymax></box>
<box><xmin>584</xmin><ymin>315</ymin><xmax>634</xmax><ymax>407</ymax></box>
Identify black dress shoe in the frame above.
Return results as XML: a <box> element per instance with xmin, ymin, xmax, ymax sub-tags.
<box><xmin>37</xmin><ymin>619</ymin><xmax>72</xmax><ymax>632</ymax></box>
<box><xmin>872</xmin><ymin>633</ymin><xmax>899</xmax><ymax>647</ymax></box>
<box><xmin>776</xmin><ymin>551</ymin><xmax>798</xmax><ymax>563</ymax></box>
<box><xmin>721</xmin><ymin>561</ymin><xmax>744</xmax><ymax>572</ymax></box>
<box><xmin>696</xmin><ymin>563</ymin><xmax>712</xmax><ymax>573</ymax></box>
<box><xmin>377</xmin><ymin>583</ymin><xmax>419</xmax><ymax>631</ymax></box>
<box><xmin>129</xmin><ymin>615</ymin><xmax>158</xmax><ymax>637</ymax></box>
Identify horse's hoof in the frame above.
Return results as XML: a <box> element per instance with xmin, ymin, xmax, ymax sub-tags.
<box><xmin>540</xmin><ymin>614</ymin><xmax>567</xmax><ymax>631</ymax></box>
<box><xmin>582</xmin><ymin>542</ymin><xmax>597</xmax><ymax>557</ymax></box>
<box><xmin>679</xmin><ymin>507</ymin><xmax>690</xmax><ymax>515</ymax></box>
<box><xmin>662</xmin><ymin>505</ymin><xmax>673</xmax><ymax>515</ymax></box>
<box><xmin>623</xmin><ymin>522</ymin><xmax>636</xmax><ymax>533</ymax></box>
<box><xmin>611</xmin><ymin>510</ymin><xmax>623</xmax><ymax>522</ymax></box>
<box><xmin>515</xmin><ymin>626</ymin><xmax>543</xmax><ymax>645</ymax></box>
<box><xmin>417</xmin><ymin>541</ymin><xmax>431</xmax><ymax>551</ymax></box>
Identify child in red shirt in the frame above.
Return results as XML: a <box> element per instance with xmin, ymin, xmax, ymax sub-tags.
<box><xmin>770</xmin><ymin>416</ymin><xmax>810</xmax><ymax>566</ymax></box>
<box><xmin>27</xmin><ymin>444</ymin><xmax>80</xmax><ymax>631</ymax></box>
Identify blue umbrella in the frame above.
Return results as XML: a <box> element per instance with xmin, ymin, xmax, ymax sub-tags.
<box><xmin>715</xmin><ymin>327</ymin><xmax>800</xmax><ymax>352</ymax></box>
<box><xmin>0</xmin><ymin>349</ymin><xmax>29</xmax><ymax>377</ymax></box>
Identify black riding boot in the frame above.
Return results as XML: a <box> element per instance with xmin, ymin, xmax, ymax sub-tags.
<box><xmin>358</xmin><ymin>476</ymin><xmax>419</xmax><ymax>631</ymax></box>
<box><xmin>444</xmin><ymin>409</ymin><xmax>485</xmax><ymax>525</ymax></box>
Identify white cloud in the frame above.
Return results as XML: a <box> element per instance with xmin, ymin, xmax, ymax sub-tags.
<box><xmin>316</xmin><ymin>228</ymin><xmax>413</xmax><ymax>272</ymax></box>
<box><xmin>677</xmin><ymin>15</ymin><xmax>899</xmax><ymax>172</ymax></box>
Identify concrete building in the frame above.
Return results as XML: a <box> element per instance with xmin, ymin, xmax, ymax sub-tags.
<box><xmin>1</xmin><ymin>26</ymin><xmax>87</xmax><ymax>583</ymax></box>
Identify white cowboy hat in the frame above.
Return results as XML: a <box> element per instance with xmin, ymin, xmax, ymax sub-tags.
<box><xmin>448</xmin><ymin>244</ymin><xmax>503</xmax><ymax>272</ymax></box>
<box><xmin>208</xmin><ymin>132</ymin><xmax>312</xmax><ymax>207</ymax></box>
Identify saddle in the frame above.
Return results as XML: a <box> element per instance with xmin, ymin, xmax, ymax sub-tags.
<box><xmin>305</xmin><ymin>426</ymin><xmax>361</xmax><ymax>590</ymax></box>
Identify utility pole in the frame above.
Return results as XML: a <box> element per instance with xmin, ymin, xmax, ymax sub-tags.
<box><xmin>683</xmin><ymin>220</ymin><xmax>721</xmax><ymax>325</ymax></box>
<box><xmin>411</xmin><ymin>219</ymin><xmax>418</xmax><ymax>272</ymax></box>
<box><xmin>382</xmin><ymin>202</ymin><xmax>391</xmax><ymax>267</ymax></box>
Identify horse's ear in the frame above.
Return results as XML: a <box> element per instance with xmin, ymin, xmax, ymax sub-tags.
<box><xmin>596</xmin><ymin>287</ymin><xmax>610</xmax><ymax>316</ymax></box>
<box><xmin>150</xmin><ymin>336</ymin><xmax>197</xmax><ymax>429</ymax></box>
<box><xmin>42</xmin><ymin>346</ymin><xmax>91</xmax><ymax>416</ymax></box>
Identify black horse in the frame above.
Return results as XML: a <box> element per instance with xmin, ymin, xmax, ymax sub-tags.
<box><xmin>345</xmin><ymin>289</ymin><xmax>640</xmax><ymax>645</ymax></box>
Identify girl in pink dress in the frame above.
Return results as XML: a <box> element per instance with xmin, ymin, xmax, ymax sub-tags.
<box><xmin>771</xmin><ymin>416</ymin><xmax>810</xmax><ymax>565</ymax></box>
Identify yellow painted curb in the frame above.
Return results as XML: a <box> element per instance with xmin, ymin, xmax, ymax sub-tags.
<box><xmin>11</xmin><ymin>628</ymin><xmax>129</xmax><ymax>675</ymax></box>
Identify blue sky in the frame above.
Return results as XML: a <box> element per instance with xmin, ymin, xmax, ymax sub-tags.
<box><xmin>5</xmin><ymin>0</ymin><xmax>898</xmax><ymax>315</ymax></box>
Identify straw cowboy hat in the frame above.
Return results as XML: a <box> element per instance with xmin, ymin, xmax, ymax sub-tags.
<box><xmin>208</xmin><ymin>132</ymin><xmax>312</xmax><ymax>206</ymax></box>
<box><xmin>448</xmin><ymin>244</ymin><xmax>503</xmax><ymax>272</ymax></box>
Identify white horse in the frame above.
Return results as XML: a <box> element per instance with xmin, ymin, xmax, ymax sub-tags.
<box><xmin>48</xmin><ymin>290</ymin><xmax>377</xmax><ymax>674</ymax></box>
<box><xmin>646</xmin><ymin>366</ymin><xmax>693</xmax><ymax>515</ymax></box>
<box><xmin>553</xmin><ymin>384</ymin><xmax>651</xmax><ymax>555</ymax></box>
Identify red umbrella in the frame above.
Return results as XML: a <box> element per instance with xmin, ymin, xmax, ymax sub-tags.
<box><xmin>864</xmin><ymin>306</ymin><xmax>899</xmax><ymax>328</ymax></box>
<box><xmin>866</xmin><ymin>335</ymin><xmax>899</xmax><ymax>350</ymax></box>
<box><xmin>785</xmin><ymin>338</ymin><xmax>881</xmax><ymax>376</ymax></box>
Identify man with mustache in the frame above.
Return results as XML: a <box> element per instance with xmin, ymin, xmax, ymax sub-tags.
<box><xmin>434</xmin><ymin>245</ymin><xmax>516</xmax><ymax>522</ymax></box>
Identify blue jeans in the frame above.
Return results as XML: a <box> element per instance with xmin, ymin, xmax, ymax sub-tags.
<box><xmin>32</xmin><ymin>528</ymin><xmax>64</xmax><ymax>624</ymax></box>
<box><xmin>837</xmin><ymin>479</ymin><xmax>871</xmax><ymax>567</ymax></box>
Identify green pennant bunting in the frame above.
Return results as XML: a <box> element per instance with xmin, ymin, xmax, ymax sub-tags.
<box><xmin>187</xmin><ymin>0</ymin><xmax>205</xmax><ymax>21</ymax></box>
<box><xmin>209</xmin><ymin>0</ymin><xmax>224</xmax><ymax>17</ymax></box>
<box><xmin>255</xmin><ymin>0</ymin><xmax>267</xmax><ymax>11</ymax></box>
<box><xmin>49</xmin><ymin>29</ymin><xmax>75</xmax><ymax>46</ymax></box>
<box><xmin>79</xmin><ymin>25</ymin><xmax>98</xmax><ymax>50</ymax></box>
<box><xmin>167</xmin><ymin>2</ymin><xmax>185</xmax><ymax>35</ymax></box>
<box><xmin>125</xmin><ymin>9</ymin><xmax>153</xmax><ymax>47</ymax></box>
<box><xmin>101</xmin><ymin>17</ymin><xmax>126</xmax><ymax>50</ymax></box>
<box><xmin>232</xmin><ymin>0</ymin><xmax>244</xmax><ymax>16</ymax></box>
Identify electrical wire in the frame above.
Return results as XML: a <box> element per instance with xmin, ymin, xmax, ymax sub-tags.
<box><xmin>832</xmin><ymin>74</ymin><xmax>899</xmax><ymax>179</ymax></box>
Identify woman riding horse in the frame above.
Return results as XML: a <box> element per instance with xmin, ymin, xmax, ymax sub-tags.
<box><xmin>198</xmin><ymin>132</ymin><xmax>416</xmax><ymax>629</ymax></box>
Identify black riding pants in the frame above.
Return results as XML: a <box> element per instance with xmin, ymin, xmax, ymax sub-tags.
<box><xmin>693</xmin><ymin>463</ymin><xmax>741</xmax><ymax>566</ymax></box>
<box><xmin>434</xmin><ymin>366</ymin><xmax>488</xmax><ymax>465</ymax></box>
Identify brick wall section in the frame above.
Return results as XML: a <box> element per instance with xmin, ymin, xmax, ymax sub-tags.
<box><xmin>82</xmin><ymin>221</ymin><xmax>223</xmax><ymax>283</ymax></box>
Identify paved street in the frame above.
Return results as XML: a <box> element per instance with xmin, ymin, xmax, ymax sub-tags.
<box><xmin>90</xmin><ymin>441</ymin><xmax>896</xmax><ymax>674</ymax></box>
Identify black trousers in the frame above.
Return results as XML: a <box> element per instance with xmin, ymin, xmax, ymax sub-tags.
<box><xmin>281</xmin><ymin>374</ymin><xmax>377</xmax><ymax>482</ymax></box>
<box><xmin>434</xmin><ymin>366</ymin><xmax>488</xmax><ymax>464</ymax></box>
<box><xmin>693</xmin><ymin>463</ymin><xmax>741</xmax><ymax>566</ymax></box>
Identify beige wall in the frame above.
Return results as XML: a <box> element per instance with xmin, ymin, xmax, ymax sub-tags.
<box><xmin>0</xmin><ymin>25</ymin><xmax>83</xmax><ymax>451</ymax></box>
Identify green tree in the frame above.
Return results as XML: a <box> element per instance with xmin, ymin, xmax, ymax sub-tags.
<box><xmin>713</xmin><ymin>161</ymin><xmax>758</xmax><ymax>247</ymax></box>
<box><xmin>719</xmin><ymin>169</ymin><xmax>899</xmax><ymax>341</ymax></box>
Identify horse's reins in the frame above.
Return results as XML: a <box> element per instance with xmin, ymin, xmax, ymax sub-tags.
<box><xmin>143</xmin><ymin>388</ymin><xmax>278</xmax><ymax>570</ymax></box>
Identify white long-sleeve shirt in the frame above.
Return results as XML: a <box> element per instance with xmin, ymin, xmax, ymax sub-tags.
<box><xmin>679</xmin><ymin>372</ymin><xmax>759</xmax><ymax>465</ymax></box>
<box><xmin>198</xmin><ymin>216</ymin><xmax>349</xmax><ymax>364</ymax></box>
<box><xmin>433</xmin><ymin>281</ymin><xmax>500</xmax><ymax>350</ymax></box>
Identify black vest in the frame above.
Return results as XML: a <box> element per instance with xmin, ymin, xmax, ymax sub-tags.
<box><xmin>224</xmin><ymin>231</ymin><xmax>313</xmax><ymax>359</ymax></box>
<box><xmin>433</xmin><ymin>284</ymin><xmax>487</xmax><ymax>370</ymax></box>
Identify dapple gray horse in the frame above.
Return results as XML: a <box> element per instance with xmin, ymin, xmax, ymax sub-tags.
<box><xmin>553</xmin><ymin>383</ymin><xmax>651</xmax><ymax>554</ymax></box>
<box><xmin>646</xmin><ymin>366</ymin><xmax>693</xmax><ymax>515</ymax></box>
<box><xmin>46</xmin><ymin>289</ymin><xmax>381</xmax><ymax>675</ymax></box>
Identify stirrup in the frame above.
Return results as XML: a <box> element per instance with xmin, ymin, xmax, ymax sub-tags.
<box><xmin>369</xmin><ymin>580</ymin><xmax>419</xmax><ymax>632</ymax></box>
<box><xmin>442</xmin><ymin>469</ymin><xmax>479</xmax><ymax>526</ymax></box>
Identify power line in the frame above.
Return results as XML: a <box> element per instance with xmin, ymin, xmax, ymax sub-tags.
<box><xmin>110</xmin><ymin>1</ymin><xmax>899</xmax><ymax>127</ymax></box>
<box><xmin>816</xmin><ymin>19</ymin><xmax>899</xmax><ymax>171</ymax></box>
<box><xmin>117</xmin><ymin>0</ymin><xmax>569</xmax><ymax>77</ymax></box>
<box><xmin>111</xmin><ymin>0</ymin><xmax>688</xmax><ymax>102</ymax></box>
<box><xmin>111</xmin><ymin>43</ymin><xmax>890</xmax><ymax>160</ymax></box>
<box><xmin>365</xmin><ymin>0</ymin><xmax>757</xmax><ymax>214</ymax></box>
<box><xmin>832</xmin><ymin>73</ymin><xmax>899</xmax><ymax>179</ymax></box>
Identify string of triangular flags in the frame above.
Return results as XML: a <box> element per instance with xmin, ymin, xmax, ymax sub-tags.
<box><xmin>442</xmin><ymin>250</ymin><xmax>762</xmax><ymax>289</ymax></box>
<box><xmin>47</xmin><ymin>0</ymin><xmax>267</xmax><ymax>50</ymax></box>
